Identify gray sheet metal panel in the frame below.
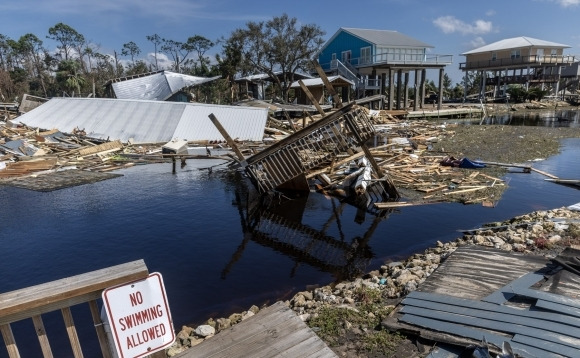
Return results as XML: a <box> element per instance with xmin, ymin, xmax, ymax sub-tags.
<box><xmin>400</xmin><ymin>314</ymin><xmax>563</xmax><ymax>358</ymax></box>
<box><xmin>174</xmin><ymin>103</ymin><xmax>267</xmax><ymax>142</ymax></box>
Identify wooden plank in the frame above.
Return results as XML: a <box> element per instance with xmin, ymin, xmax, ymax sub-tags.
<box><xmin>536</xmin><ymin>299</ymin><xmax>580</xmax><ymax>319</ymax></box>
<box><xmin>311</xmin><ymin>60</ymin><xmax>343</xmax><ymax>109</ymax></box>
<box><xmin>482</xmin><ymin>271</ymin><xmax>545</xmax><ymax>304</ymax></box>
<box><xmin>514</xmin><ymin>287</ymin><xmax>580</xmax><ymax>310</ymax></box>
<box><xmin>399</xmin><ymin>314</ymin><xmax>560</xmax><ymax>358</ymax></box>
<box><xmin>406</xmin><ymin>291</ymin><xmax>580</xmax><ymax>328</ymax></box>
<box><xmin>61</xmin><ymin>307</ymin><xmax>84</xmax><ymax>358</ymax></box>
<box><xmin>177</xmin><ymin>301</ymin><xmax>337</xmax><ymax>358</ymax></box>
<box><xmin>298</xmin><ymin>80</ymin><xmax>325</xmax><ymax>116</ymax></box>
<box><xmin>0</xmin><ymin>324</ymin><xmax>20</xmax><ymax>358</ymax></box>
<box><xmin>208</xmin><ymin>113</ymin><xmax>246</xmax><ymax>162</ymax></box>
<box><xmin>401</xmin><ymin>306</ymin><xmax>580</xmax><ymax>349</ymax></box>
<box><xmin>416</xmin><ymin>246</ymin><xmax>547</xmax><ymax>300</ymax></box>
<box><xmin>89</xmin><ymin>300</ymin><xmax>113</xmax><ymax>358</ymax></box>
<box><xmin>402</xmin><ymin>297</ymin><xmax>580</xmax><ymax>340</ymax></box>
<box><xmin>77</xmin><ymin>140</ymin><xmax>123</xmax><ymax>157</ymax></box>
<box><xmin>0</xmin><ymin>260</ymin><xmax>149</xmax><ymax>325</ymax></box>
<box><xmin>32</xmin><ymin>315</ymin><xmax>53</xmax><ymax>358</ymax></box>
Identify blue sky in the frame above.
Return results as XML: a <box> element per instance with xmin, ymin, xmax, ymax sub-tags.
<box><xmin>1</xmin><ymin>0</ymin><xmax>580</xmax><ymax>85</ymax></box>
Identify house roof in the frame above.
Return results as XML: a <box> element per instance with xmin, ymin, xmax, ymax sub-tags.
<box><xmin>462</xmin><ymin>36</ymin><xmax>571</xmax><ymax>55</ymax></box>
<box><xmin>235</xmin><ymin>71</ymin><xmax>313</xmax><ymax>83</ymax></box>
<box><xmin>14</xmin><ymin>98</ymin><xmax>267</xmax><ymax>144</ymax></box>
<box><xmin>110</xmin><ymin>70</ymin><xmax>220</xmax><ymax>101</ymax></box>
<box><xmin>320</xmin><ymin>27</ymin><xmax>433</xmax><ymax>54</ymax></box>
<box><xmin>290</xmin><ymin>75</ymin><xmax>354</xmax><ymax>88</ymax></box>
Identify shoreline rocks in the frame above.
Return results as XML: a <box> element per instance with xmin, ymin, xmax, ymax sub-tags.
<box><xmin>166</xmin><ymin>205</ymin><xmax>580</xmax><ymax>356</ymax></box>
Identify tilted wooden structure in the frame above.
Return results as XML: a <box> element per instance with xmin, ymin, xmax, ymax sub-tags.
<box><xmin>243</xmin><ymin>102</ymin><xmax>398</xmax><ymax>199</ymax></box>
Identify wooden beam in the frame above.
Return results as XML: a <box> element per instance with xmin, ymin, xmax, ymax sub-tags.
<box><xmin>32</xmin><ymin>315</ymin><xmax>53</xmax><ymax>358</ymax></box>
<box><xmin>298</xmin><ymin>80</ymin><xmax>325</xmax><ymax>115</ymax></box>
<box><xmin>208</xmin><ymin>113</ymin><xmax>246</xmax><ymax>162</ymax></box>
<box><xmin>311</xmin><ymin>60</ymin><xmax>343</xmax><ymax>108</ymax></box>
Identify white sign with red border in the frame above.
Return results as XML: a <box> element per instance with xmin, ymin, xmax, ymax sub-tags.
<box><xmin>102</xmin><ymin>272</ymin><xmax>175</xmax><ymax>358</ymax></box>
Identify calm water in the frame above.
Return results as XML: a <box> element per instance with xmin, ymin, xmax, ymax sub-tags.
<box><xmin>1</xmin><ymin>117</ymin><xmax>579</xmax><ymax>357</ymax></box>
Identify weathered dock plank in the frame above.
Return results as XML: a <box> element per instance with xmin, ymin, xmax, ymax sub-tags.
<box><xmin>384</xmin><ymin>246</ymin><xmax>580</xmax><ymax>357</ymax></box>
<box><xmin>177</xmin><ymin>301</ymin><xmax>337</xmax><ymax>358</ymax></box>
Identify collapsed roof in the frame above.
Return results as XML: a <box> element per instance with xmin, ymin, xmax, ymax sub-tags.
<box><xmin>108</xmin><ymin>70</ymin><xmax>220</xmax><ymax>101</ymax></box>
<box><xmin>14</xmin><ymin>98</ymin><xmax>268</xmax><ymax>144</ymax></box>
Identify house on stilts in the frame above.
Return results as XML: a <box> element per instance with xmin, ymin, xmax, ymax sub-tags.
<box><xmin>317</xmin><ymin>27</ymin><xmax>453</xmax><ymax>110</ymax></box>
<box><xmin>460</xmin><ymin>36</ymin><xmax>577</xmax><ymax>101</ymax></box>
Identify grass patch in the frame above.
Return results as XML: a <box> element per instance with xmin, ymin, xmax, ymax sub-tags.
<box><xmin>308</xmin><ymin>287</ymin><xmax>403</xmax><ymax>355</ymax></box>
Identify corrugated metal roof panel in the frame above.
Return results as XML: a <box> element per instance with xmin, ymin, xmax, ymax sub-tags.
<box><xmin>462</xmin><ymin>36</ymin><xmax>570</xmax><ymax>55</ymax></box>
<box><xmin>290</xmin><ymin>75</ymin><xmax>354</xmax><ymax>88</ymax></box>
<box><xmin>14</xmin><ymin>98</ymin><xmax>267</xmax><ymax>144</ymax></box>
<box><xmin>112</xmin><ymin>71</ymin><xmax>220</xmax><ymax>101</ymax></box>
<box><xmin>174</xmin><ymin>103</ymin><xmax>268</xmax><ymax>142</ymax></box>
<box><xmin>343</xmin><ymin>28</ymin><xmax>433</xmax><ymax>48</ymax></box>
<box><xmin>15</xmin><ymin>98</ymin><xmax>184</xmax><ymax>143</ymax></box>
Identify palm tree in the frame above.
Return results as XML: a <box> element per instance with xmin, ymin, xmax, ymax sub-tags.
<box><xmin>56</xmin><ymin>59</ymin><xmax>86</xmax><ymax>96</ymax></box>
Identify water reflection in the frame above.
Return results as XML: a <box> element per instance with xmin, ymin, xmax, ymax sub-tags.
<box><xmin>482</xmin><ymin>108</ymin><xmax>580</xmax><ymax>127</ymax></box>
<box><xmin>221</xmin><ymin>186</ymin><xmax>397</xmax><ymax>282</ymax></box>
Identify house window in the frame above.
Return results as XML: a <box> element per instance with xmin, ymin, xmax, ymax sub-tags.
<box><xmin>551</xmin><ymin>49</ymin><xmax>557</xmax><ymax>56</ymax></box>
<box><xmin>332</xmin><ymin>53</ymin><xmax>336</xmax><ymax>61</ymax></box>
<box><xmin>361</xmin><ymin>47</ymin><xmax>371</xmax><ymax>64</ymax></box>
<box><xmin>341</xmin><ymin>50</ymin><xmax>351</xmax><ymax>64</ymax></box>
<box><xmin>491</xmin><ymin>52</ymin><xmax>497</xmax><ymax>61</ymax></box>
<box><xmin>511</xmin><ymin>49</ymin><xmax>521</xmax><ymax>59</ymax></box>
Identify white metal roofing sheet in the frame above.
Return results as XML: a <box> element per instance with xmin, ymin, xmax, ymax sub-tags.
<box><xmin>14</xmin><ymin>98</ymin><xmax>268</xmax><ymax>144</ymax></box>
<box><xmin>112</xmin><ymin>71</ymin><xmax>220</xmax><ymax>101</ymax></box>
<box><xmin>462</xmin><ymin>37</ymin><xmax>571</xmax><ymax>55</ymax></box>
<box><xmin>174</xmin><ymin>103</ymin><xmax>268</xmax><ymax>142</ymax></box>
<box><xmin>290</xmin><ymin>75</ymin><xmax>354</xmax><ymax>88</ymax></box>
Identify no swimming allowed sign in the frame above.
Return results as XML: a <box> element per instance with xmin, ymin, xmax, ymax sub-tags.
<box><xmin>102</xmin><ymin>272</ymin><xmax>175</xmax><ymax>358</ymax></box>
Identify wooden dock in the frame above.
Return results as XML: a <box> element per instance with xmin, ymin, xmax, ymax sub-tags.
<box><xmin>177</xmin><ymin>301</ymin><xmax>338</xmax><ymax>358</ymax></box>
<box><xmin>406</xmin><ymin>107</ymin><xmax>483</xmax><ymax>119</ymax></box>
<box><xmin>383</xmin><ymin>245</ymin><xmax>580</xmax><ymax>357</ymax></box>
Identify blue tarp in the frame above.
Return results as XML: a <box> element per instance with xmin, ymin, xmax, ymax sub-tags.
<box><xmin>459</xmin><ymin>157</ymin><xmax>486</xmax><ymax>169</ymax></box>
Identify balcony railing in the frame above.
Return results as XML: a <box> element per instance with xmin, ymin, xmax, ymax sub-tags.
<box><xmin>460</xmin><ymin>55</ymin><xmax>576</xmax><ymax>70</ymax></box>
<box><xmin>322</xmin><ymin>53</ymin><xmax>453</xmax><ymax>71</ymax></box>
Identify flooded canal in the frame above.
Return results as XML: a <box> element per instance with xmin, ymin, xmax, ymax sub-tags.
<box><xmin>1</xmin><ymin>113</ymin><xmax>579</xmax><ymax>357</ymax></box>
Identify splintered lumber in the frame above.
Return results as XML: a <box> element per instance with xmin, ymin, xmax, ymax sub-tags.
<box><xmin>208</xmin><ymin>113</ymin><xmax>245</xmax><ymax>162</ymax></box>
<box><xmin>298</xmin><ymin>80</ymin><xmax>325</xmax><ymax>116</ymax></box>
<box><xmin>443</xmin><ymin>186</ymin><xmax>487</xmax><ymax>195</ymax></box>
<box><xmin>78</xmin><ymin>140</ymin><xmax>123</xmax><ymax>157</ymax></box>
<box><xmin>530</xmin><ymin>167</ymin><xmax>559</xmax><ymax>179</ymax></box>
<box><xmin>478</xmin><ymin>161</ymin><xmax>531</xmax><ymax>170</ymax></box>
<box><xmin>374</xmin><ymin>200</ymin><xmax>445</xmax><ymax>209</ymax></box>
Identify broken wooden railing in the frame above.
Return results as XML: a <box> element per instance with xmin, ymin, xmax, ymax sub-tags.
<box><xmin>243</xmin><ymin>102</ymin><xmax>398</xmax><ymax>198</ymax></box>
<box><xmin>0</xmin><ymin>260</ymin><xmax>152</xmax><ymax>358</ymax></box>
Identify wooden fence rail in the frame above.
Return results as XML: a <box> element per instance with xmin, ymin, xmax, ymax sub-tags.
<box><xmin>0</xmin><ymin>260</ymin><xmax>150</xmax><ymax>358</ymax></box>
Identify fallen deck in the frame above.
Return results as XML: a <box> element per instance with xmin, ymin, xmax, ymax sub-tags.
<box><xmin>406</xmin><ymin>107</ymin><xmax>483</xmax><ymax>119</ymax></box>
<box><xmin>176</xmin><ymin>301</ymin><xmax>338</xmax><ymax>358</ymax></box>
<box><xmin>383</xmin><ymin>245</ymin><xmax>580</xmax><ymax>357</ymax></box>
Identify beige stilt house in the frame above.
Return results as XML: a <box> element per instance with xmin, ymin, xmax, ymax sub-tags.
<box><xmin>460</xmin><ymin>36</ymin><xmax>576</xmax><ymax>101</ymax></box>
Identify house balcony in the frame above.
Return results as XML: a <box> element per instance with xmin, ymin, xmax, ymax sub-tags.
<box><xmin>485</xmin><ymin>74</ymin><xmax>561</xmax><ymax>85</ymax></box>
<box><xmin>321</xmin><ymin>53</ymin><xmax>453</xmax><ymax>72</ymax></box>
<box><xmin>460</xmin><ymin>55</ymin><xmax>576</xmax><ymax>71</ymax></box>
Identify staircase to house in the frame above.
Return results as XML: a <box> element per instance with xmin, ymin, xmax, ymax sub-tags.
<box><xmin>332</xmin><ymin>60</ymin><xmax>366</xmax><ymax>98</ymax></box>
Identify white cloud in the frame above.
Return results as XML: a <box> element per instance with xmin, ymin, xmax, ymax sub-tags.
<box><xmin>556</xmin><ymin>0</ymin><xmax>580</xmax><ymax>7</ymax></box>
<box><xmin>433</xmin><ymin>16</ymin><xmax>493</xmax><ymax>35</ymax></box>
<box><xmin>469</xmin><ymin>37</ymin><xmax>487</xmax><ymax>49</ymax></box>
